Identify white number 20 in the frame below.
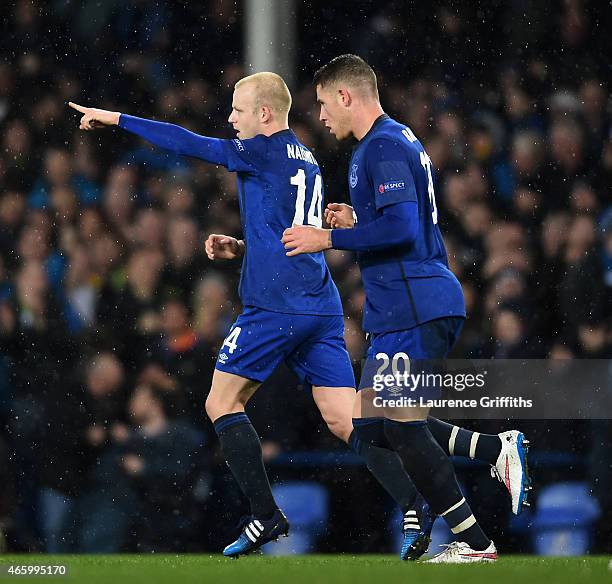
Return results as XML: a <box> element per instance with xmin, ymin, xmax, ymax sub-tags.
<box><xmin>290</xmin><ymin>169</ymin><xmax>323</xmax><ymax>227</ymax></box>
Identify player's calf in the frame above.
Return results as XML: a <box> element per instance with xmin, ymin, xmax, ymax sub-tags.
<box><xmin>210</xmin><ymin>375</ymin><xmax>279</xmax><ymax>538</ymax></box>
<box><xmin>383</xmin><ymin>419</ymin><xmax>493</xmax><ymax>553</ymax></box>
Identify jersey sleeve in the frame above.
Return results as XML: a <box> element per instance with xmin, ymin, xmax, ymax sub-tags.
<box><xmin>330</xmin><ymin>201</ymin><xmax>418</xmax><ymax>252</ymax></box>
<box><xmin>221</xmin><ymin>136</ymin><xmax>267</xmax><ymax>174</ymax></box>
<box><xmin>365</xmin><ymin>138</ymin><xmax>418</xmax><ymax>210</ymax></box>
<box><xmin>118</xmin><ymin>114</ymin><xmax>262</xmax><ymax>174</ymax></box>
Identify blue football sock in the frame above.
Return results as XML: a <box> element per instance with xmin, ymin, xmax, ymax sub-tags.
<box><xmin>349</xmin><ymin>428</ymin><xmax>419</xmax><ymax>513</ymax></box>
<box><xmin>214</xmin><ymin>412</ymin><xmax>277</xmax><ymax>519</ymax></box>
<box><xmin>384</xmin><ymin>419</ymin><xmax>491</xmax><ymax>550</ymax></box>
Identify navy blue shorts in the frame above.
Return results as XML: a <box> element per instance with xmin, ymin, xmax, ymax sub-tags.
<box><xmin>359</xmin><ymin>317</ymin><xmax>464</xmax><ymax>390</ymax></box>
<box><xmin>215</xmin><ymin>306</ymin><xmax>356</xmax><ymax>388</ymax></box>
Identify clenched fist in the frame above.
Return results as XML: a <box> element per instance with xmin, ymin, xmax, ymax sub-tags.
<box><xmin>205</xmin><ymin>234</ymin><xmax>245</xmax><ymax>260</ymax></box>
<box><xmin>324</xmin><ymin>203</ymin><xmax>355</xmax><ymax>229</ymax></box>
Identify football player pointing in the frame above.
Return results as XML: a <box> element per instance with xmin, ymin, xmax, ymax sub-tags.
<box><xmin>69</xmin><ymin>74</ymin><xmax>425</xmax><ymax>558</ymax></box>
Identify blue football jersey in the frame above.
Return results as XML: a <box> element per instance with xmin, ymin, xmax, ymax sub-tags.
<box><xmin>223</xmin><ymin>130</ymin><xmax>342</xmax><ymax>315</ymax></box>
<box><xmin>117</xmin><ymin>116</ymin><xmax>342</xmax><ymax>316</ymax></box>
<box><xmin>348</xmin><ymin>114</ymin><xmax>466</xmax><ymax>332</ymax></box>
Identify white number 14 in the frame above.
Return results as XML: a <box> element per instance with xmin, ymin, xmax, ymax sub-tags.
<box><xmin>290</xmin><ymin>169</ymin><xmax>323</xmax><ymax>227</ymax></box>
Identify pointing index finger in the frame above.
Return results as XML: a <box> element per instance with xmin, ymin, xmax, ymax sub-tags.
<box><xmin>68</xmin><ymin>102</ymin><xmax>87</xmax><ymax>113</ymax></box>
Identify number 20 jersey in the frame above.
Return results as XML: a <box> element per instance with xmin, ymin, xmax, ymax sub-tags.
<box><xmin>224</xmin><ymin>129</ymin><xmax>342</xmax><ymax>316</ymax></box>
<box><xmin>347</xmin><ymin>114</ymin><xmax>466</xmax><ymax>333</ymax></box>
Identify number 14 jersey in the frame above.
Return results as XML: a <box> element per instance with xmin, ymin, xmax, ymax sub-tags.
<box><xmin>117</xmin><ymin>116</ymin><xmax>342</xmax><ymax>316</ymax></box>
<box><xmin>225</xmin><ymin>129</ymin><xmax>342</xmax><ymax>316</ymax></box>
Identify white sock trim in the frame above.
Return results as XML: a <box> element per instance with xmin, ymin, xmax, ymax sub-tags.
<box><xmin>469</xmin><ymin>432</ymin><xmax>480</xmax><ymax>459</ymax></box>
<box><xmin>448</xmin><ymin>426</ymin><xmax>459</xmax><ymax>456</ymax></box>
<box><xmin>441</xmin><ymin>497</ymin><xmax>466</xmax><ymax>517</ymax></box>
<box><xmin>450</xmin><ymin>514</ymin><xmax>477</xmax><ymax>534</ymax></box>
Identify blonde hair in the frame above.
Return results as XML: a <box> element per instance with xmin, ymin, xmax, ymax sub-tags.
<box><xmin>235</xmin><ymin>72</ymin><xmax>292</xmax><ymax>116</ymax></box>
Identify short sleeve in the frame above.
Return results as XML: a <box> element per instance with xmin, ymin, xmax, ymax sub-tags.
<box><xmin>222</xmin><ymin>136</ymin><xmax>267</xmax><ymax>174</ymax></box>
<box><xmin>365</xmin><ymin>138</ymin><xmax>417</xmax><ymax>210</ymax></box>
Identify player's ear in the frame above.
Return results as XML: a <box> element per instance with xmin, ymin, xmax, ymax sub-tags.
<box><xmin>338</xmin><ymin>88</ymin><xmax>352</xmax><ymax>108</ymax></box>
<box><xmin>260</xmin><ymin>105</ymin><xmax>272</xmax><ymax>124</ymax></box>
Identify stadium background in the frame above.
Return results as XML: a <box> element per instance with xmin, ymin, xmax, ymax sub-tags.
<box><xmin>0</xmin><ymin>0</ymin><xmax>610</xmax><ymax>556</ymax></box>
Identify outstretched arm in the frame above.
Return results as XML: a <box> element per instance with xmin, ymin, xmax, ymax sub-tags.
<box><xmin>68</xmin><ymin>102</ymin><xmax>229</xmax><ymax>166</ymax></box>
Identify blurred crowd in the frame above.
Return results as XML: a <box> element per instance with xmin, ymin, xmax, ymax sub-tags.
<box><xmin>0</xmin><ymin>0</ymin><xmax>610</xmax><ymax>553</ymax></box>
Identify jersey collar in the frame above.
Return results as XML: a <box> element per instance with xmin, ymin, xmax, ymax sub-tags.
<box><xmin>269</xmin><ymin>128</ymin><xmax>294</xmax><ymax>138</ymax></box>
<box><xmin>359</xmin><ymin>113</ymin><xmax>389</xmax><ymax>142</ymax></box>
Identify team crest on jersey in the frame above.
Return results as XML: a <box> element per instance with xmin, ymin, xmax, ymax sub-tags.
<box><xmin>350</xmin><ymin>164</ymin><xmax>359</xmax><ymax>188</ymax></box>
<box><xmin>218</xmin><ymin>353</ymin><xmax>229</xmax><ymax>363</ymax></box>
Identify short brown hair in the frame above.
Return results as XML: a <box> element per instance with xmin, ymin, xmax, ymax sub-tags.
<box><xmin>313</xmin><ymin>54</ymin><xmax>379</xmax><ymax>98</ymax></box>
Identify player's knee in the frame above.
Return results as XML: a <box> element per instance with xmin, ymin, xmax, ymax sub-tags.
<box><xmin>353</xmin><ymin>418</ymin><xmax>388</xmax><ymax>448</ymax></box>
<box><xmin>204</xmin><ymin>392</ymin><xmax>220</xmax><ymax>420</ymax></box>
<box><xmin>205</xmin><ymin>389</ymin><xmax>243</xmax><ymax>420</ymax></box>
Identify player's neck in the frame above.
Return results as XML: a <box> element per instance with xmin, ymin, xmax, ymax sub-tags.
<box><xmin>353</xmin><ymin>102</ymin><xmax>385</xmax><ymax>141</ymax></box>
<box><xmin>260</xmin><ymin>121</ymin><xmax>290</xmax><ymax>137</ymax></box>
